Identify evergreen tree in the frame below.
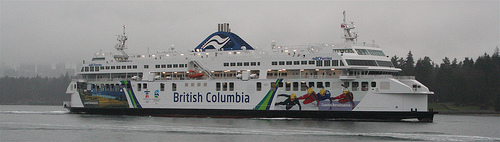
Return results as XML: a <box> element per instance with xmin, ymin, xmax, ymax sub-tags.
<box><xmin>401</xmin><ymin>51</ymin><xmax>415</xmax><ymax>76</ymax></box>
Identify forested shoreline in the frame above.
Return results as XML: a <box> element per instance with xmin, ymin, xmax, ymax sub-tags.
<box><xmin>0</xmin><ymin>74</ymin><xmax>71</xmax><ymax>105</ymax></box>
<box><xmin>0</xmin><ymin>49</ymin><xmax>498</xmax><ymax>111</ymax></box>
<box><xmin>392</xmin><ymin>48</ymin><xmax>499</xmax><ymax>111</ymax></box>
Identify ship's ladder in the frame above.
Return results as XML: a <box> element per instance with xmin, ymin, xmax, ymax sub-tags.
<box><xmin>190</xmin><ymin>59</ymin><xmax>214</xmax><ymax>79</ymax></box>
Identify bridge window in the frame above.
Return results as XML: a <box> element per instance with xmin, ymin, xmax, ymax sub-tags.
<box><xmin>144</xmin><ymin>65</ymin><xmax>149</xmax><ymax>69</ymax></box>
<box><xmin>294</xmin><ymin>61</ymin><xmax>300</xmax><ymax>65</ymax></box>
<box><xmin>122</xmin><ymin>66</ymin><xmax>126</xmax><ymax>69</ymax></box>
<box><xmin>161</xmin><ymin>64</ymin><xmax>166</xmax><ymax>68</ymax></box>
<box><xmin>272</xmin><ymin>61</ymin><xmax>277</xmax><ymax>65</ymax></box>
<box><xmin>251</xmin><ymin>62</ymin><xmax>257</xmax><ymax>66</ymax></box>
<box><xmin>376</xmin><ymin>61</ymin><xmax>394</xmax><ymax>67</ymax></box>
<box><xmin>173</xmin><ymin>64</ymin><xmax>178</xmax><ymax>68</ymax></box>
<box><xmin>143</xmin><ymin>83</ymin><xmax>147</xmax><ymax>89</ymax></box>
<box><xmin>368</xmin><ymin>49</ymin><xmax>386</xmax><ymax>56</ymax></box>
<box><xmin>127</xmin><ymin>65</ymin><xmax>132</xmax><ymax>69</ymax></box>
<box><xmin>167</xmin><ymin>64</ymin><xmax>172</xmax><ymax>68</ymax></box>
<box><xmin>230</xmin><ymin>63</ymin><xmax>236</xmax><ymax>66</ymax></box>
<box><xmin>355</xmin><ymin>49</ymin><xmax>370</xmax><ymax>55</ymax></box>
<box><xmin>346</xmin><ymin>60</ymin><xmax>377</xmax><ymax>66</ymax></box>
<box><xmin>286</xmin><ymin>61</ymin><xmax>292</xmax><ymax>65</ymax></box>
<box><xmin>237</xmin><ymin>62</ymin><xmax>242</xmax><ymax>66</ymax></box>
<box><xmin>279</xmin><ymin>61</ymin><xmax>285</xmax><ymax>65</ymax></box>
<box><xmin>244</xmin><ymin>62</ymin><xmax>249</xmax><ymax>66</ymax></box>
<box><xmin>160</xmin><ymin>83</ymin><xmax>165</xmax><ymax>91</ymax></box>
<box><xmin>133</xmin><ymin>65</ymin><xmax>137</xmax><ymax>69</ymax></box>
<box><xmin>172</xmin><ymin>83</ymin><xmax>177</xmax><ymax>91</ymax></box>
<box><xmin>325</xmin><ymin>82</ymin><xmax>330</xmax><ymax>87</ymax></box>
<box><xmin>224</xmin><ymin>63</ymin><xmax>229</xmax><ymax>66</ymax></box>
<box><xmin>111</xmin><ymin>66</ymin><xmax>116</xmax><ymax>69</ymax></box>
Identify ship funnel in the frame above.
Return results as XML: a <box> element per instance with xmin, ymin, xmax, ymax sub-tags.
<box><xmin>218</xmin><ymin>23</ymin><xmax>231</xmax><ymax>33</ymax></box>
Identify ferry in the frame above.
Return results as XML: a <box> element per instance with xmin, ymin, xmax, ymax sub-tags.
<box><xmin>64</xmin><ymin>12</ymin><xmax>436</xmax><ymax>122</ymax></box>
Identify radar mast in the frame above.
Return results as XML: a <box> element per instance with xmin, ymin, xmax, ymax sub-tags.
<box><xmin>341</xmin><ymin>11</ymin><xmax>357</xmax><ymax>44</ymax></box>
<box><xmin>114</xmin><ymin>25</ymin><xmax>129</xmax><ymax>61</ymax></box>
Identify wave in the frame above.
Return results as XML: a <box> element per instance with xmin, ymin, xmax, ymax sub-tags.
<box><xmin>0</xmin><ymin>110</ymin><xmax>69</xmax><ymax>115</ymax></box>
<box><xmin>3</xmin><ymin>121</ymin><xmax>498</xmax><ymax>141</ymax></box>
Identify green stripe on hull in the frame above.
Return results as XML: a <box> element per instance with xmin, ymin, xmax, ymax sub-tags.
<box><xmin>254</xmin><ymin>79</ymin><xmax>282</xmax><ymax>110</ymax></box>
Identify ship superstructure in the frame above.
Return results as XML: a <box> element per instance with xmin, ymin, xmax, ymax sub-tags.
<box><xmin>64</xmin><ymin>12</ymin><xmax>435</xmax><ymax>122</ymax></box>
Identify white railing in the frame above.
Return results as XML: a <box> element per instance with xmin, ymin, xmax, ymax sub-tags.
<box><xmin>393</xmin><ymin>76</ymin><xmax>416</xmax><ymax>80</ymax></box>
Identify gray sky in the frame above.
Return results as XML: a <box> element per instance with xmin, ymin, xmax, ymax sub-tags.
<box><xmin>1</xmin><ymin>1</ymin><xmax>499</xmax><ymax>68</ymax></box>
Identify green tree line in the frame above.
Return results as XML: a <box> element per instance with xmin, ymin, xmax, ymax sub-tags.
<box><xmin>0</xmin><ymin>73</ymin><xmax>71</xmax><ymax>105</ymax></box>
<box><xmin>392</xmin><ymin>48</ymin><xmax>500</xmax><ymax>111</ymax></box>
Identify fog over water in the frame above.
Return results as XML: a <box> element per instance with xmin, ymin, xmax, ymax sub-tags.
<box><xmin>1</xmin><ymin>1</ymin><xmax>499</xmax><ymax>68</ymax></box>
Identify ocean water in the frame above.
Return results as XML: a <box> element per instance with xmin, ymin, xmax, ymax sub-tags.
<box><xmin>1</xmin><ymin>105</ymin><xmax>499</xmax><ymax>141</ymax></box>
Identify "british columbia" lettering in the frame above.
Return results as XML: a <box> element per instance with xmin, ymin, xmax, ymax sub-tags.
<box><xmin>173</xmin><ymin>92</ymin><xmax>250</xmax><ymax>103</ymax></box>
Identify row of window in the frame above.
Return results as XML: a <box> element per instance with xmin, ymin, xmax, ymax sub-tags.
<box><xmin>82</xmin><ymin>65</ymin><xmax>138</xmax><ymax>72</ymax></box>
<box><xmin>92</xmin><ymin>81</ymin><xmax>381</xmax><ymax>94</ymax></box>
<box><xmin>270</xmin><ymin>81</ymin><xmax>377</xmax><ymax>92</ymax></box>
<box><xmin>90</xmin><ymin>83</ymin><xmax>124</xmax><ymax>92</ymax></box>
<box><xmin>345</xmin><ymin>60</ymin><xmax>394</xmax><ymax>67</ymax></box>
<box><xmin>332</xmin><ymin>48</ymin><xmax>386</xmax><ymax>56</ymax></box>
<box><xmin>223</xmin><ymin>62</ymin><xmax>261</xmax><ymax>67</ymax></box>
<box><xmin>152</xmin><ymin>64</ymin><xmax>188</xmax><ymax>69</ymax></box>
<box><xmin>271</xmin><ymin>60</ymin><xmax>345</xmax><ymax>67</ymax></box>
<box><xmin>81</xmin><ymin>63</ymin><xmax>190</xmax><ymax>72</ymax></box>
<box><xmin>354</xmin><ymin>49</ymin><xmax>386</xmax><ymax>56</ymax></box>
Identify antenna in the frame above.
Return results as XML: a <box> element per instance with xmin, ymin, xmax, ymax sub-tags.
<box><xmin>123</xmin><ymin>25</ymin><xmax>126</xmax><ymax>35</ymax></box>
<box><xmin>343</xmin><ymin>11</ymin><xmax>346</xmax><ymax>23</ymax></box>
<box><xmin>341</xmin><ymin>11</ymin><xmax>357</xmax><ymax>44</ymax></box>
<box><xmin>113</xmin><ymin>25</ymin><xmax>129</xmax><ymax>61</ymax></box>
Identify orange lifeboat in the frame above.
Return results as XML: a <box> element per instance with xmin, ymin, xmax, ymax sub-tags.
<box><xmin>188</xmin><ymin>70</ymin><xmax>204</xmax><ymax>78</ymax></box>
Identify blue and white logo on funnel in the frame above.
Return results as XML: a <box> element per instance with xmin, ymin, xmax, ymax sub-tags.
<box><xmin>200</xmin><ymin>35</ymin><xmax>230</xmax><ymax>50</ymax></box>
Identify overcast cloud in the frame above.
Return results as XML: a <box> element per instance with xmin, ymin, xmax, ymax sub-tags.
<box><xmin>1</xmin><ymin>1</ymin><xmax>498</xmax><ymax>68</ymax></box>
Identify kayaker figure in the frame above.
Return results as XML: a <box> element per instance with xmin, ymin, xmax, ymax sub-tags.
<box><xmin>275</xmin><ymin>93</ymin><xmax>301</xmax><ymax>110</ymax></box>
<box><xmin>298</xmin><ymin>86</ymin><xmax>318</xmax><ymax>105</ymax></box>
<box><xmin>317</xmin><ymin>88</ymin><xmax>333</xmax><ymax>108</ymax></box>
<box><xmin>332</xmin><ymin>86</ymin><xmax>356</xmax><ymax>110</ymax></box>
